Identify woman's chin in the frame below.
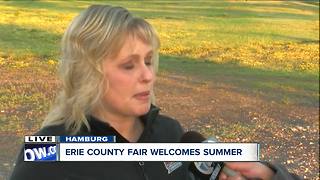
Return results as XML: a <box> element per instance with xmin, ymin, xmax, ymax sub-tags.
<box><xmin>134</xmin><ymin>103</ymin><xmax>151</xmax><ymax>116</ymax></box>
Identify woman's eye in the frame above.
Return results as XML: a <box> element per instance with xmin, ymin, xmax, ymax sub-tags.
<box><xmin>122</xmin><ymin>63</ymin><xmax>134</xmax><ymax>70</ymax></box>
<box><xmin>145</xmin><ymin>61</ymin><xmax>152</xmax><ymax>66</ymax></box>
<box><xmin>145</xmin><ymin>57</ymin><xmax>153</xmax><ymax>66</ymax></box>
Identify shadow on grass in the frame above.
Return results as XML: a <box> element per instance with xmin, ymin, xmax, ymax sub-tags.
<box><xmin>0</xmin><ymin>0</ymin><xmax>85</xmax><ymax>13</ymax></box>
<box><xmin>0</xmin><ymin>24</ymin><xmax>60</xmax><ymax>57</ymax></box>
<box><xmin>160</xmin><ymin>55</ymin><xmax>319</xmax><ymax>107</ymax></box>
<box><xmin>238</xmin><ymin>0</ymin><xmax>319</xmax><ymax>12</ymax></box>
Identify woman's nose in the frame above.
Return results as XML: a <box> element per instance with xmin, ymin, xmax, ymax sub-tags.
<box><xmin>139</xmin><ymin>64</ymin><xmax>154</xmax><ymax>83</ymax></box>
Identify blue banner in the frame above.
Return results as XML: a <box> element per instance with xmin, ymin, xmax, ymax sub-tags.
<box><xmin>59</xmin><ymin>136</ymin><xmax>116</xmax><ymax>143</ymax></box>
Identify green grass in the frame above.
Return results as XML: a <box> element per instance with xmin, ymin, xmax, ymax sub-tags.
<box><xmin>1</xmin><ymin>0</ymin><xmax>318</xmax><ymax>71</ymax></box>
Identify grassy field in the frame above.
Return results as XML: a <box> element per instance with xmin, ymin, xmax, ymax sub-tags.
<box><xmin>0</xmin><ymin>0</ymin><xmax>319</xmax><ymax>179</ymax></box>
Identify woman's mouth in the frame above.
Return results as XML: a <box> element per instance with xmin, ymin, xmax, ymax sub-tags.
<box><xmin>134</xmin><ymin>91</ymin><xmax>150</xmax><ymax>101</ymax></box>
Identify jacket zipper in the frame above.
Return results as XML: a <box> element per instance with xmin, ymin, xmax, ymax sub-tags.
<box><xmin>138</xmin><ymin>161</ymin><xmax>149</xmax><ymax>180</ymax></box>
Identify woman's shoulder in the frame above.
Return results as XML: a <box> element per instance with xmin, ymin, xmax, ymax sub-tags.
<box><xmin>146</xmin><ymin>105</ymin><xmax>184</xmax><ymax>133</ymax></box>
<box><xmin>150</xmin><ymin>114</ymin><xmax>184</xmax><ymax>142</ymax></box>
<box><xmin>155</xmin><ymin>114</ymin><xmax>182</xmax><ymax>129</ymax></box>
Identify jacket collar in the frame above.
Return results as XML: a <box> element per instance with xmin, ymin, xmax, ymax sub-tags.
<box><xmin>140</xmin><ymin>104</ymin><xmax>160</xmax><ymax>130</ymax></box>
<box><xmin>86</xmin><ymin>104</ymin><xmax>160</xmax><ymax>142</ymax></box>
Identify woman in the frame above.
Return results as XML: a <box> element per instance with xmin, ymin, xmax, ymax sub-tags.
<box><xmin>11</xmin><ymin>5</ymin><xmax>299</xmax><ymax>180</ymax></box>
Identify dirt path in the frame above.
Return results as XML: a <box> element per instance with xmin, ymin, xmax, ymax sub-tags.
<box><xmin>155</xmin><ymin>72</ymin><xmax>319</xmax><ymax>179</ymax></box>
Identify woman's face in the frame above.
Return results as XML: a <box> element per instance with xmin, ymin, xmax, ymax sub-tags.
<box><xmin>101</xmin><ymin>36</ymin><xmax>155</xmax><ymax>119</ymax></box>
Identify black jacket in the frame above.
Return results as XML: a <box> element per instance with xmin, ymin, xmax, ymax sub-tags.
<box><xmin>10</xmin><ymin>106</ymin><xmax>191</xmax><ymax>180</ymax></box>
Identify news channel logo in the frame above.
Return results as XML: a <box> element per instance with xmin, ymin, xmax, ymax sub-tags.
<box><xmin>24</xmin><ymin>144</ymin><xmax>57</xmax><ymax>161</ymax></box>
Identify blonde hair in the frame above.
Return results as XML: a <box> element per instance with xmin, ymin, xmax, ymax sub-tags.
<box><xmin>42</xmin><ymin>5</ymin><xmax>160</xmax><ymax>134</ymax></box>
